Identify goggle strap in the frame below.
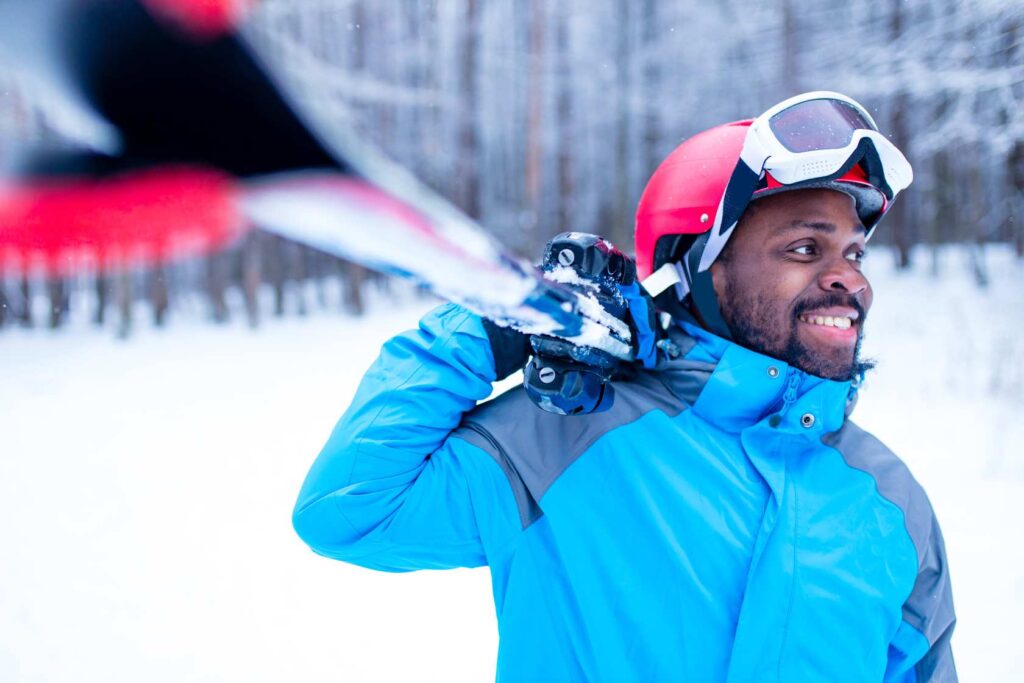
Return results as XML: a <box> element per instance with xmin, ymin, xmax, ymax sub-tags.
<box><xmin>699</xmin><ymin>159</ymin><xmax>761</xmax><ymax>273</ymax></box>
<box><xmin>853</xmin><ymin>139</ymin><xmax>896</xmax><ymax>200</ymax></box>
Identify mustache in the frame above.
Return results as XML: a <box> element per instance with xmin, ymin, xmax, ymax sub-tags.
<box><xmin>793</xmin><ymin>292</ymin><xmax>867</xmax><ymax>323</ymax></box>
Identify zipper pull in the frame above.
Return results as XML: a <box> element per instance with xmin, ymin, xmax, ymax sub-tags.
<box><xmin>780</xmin><ymin>368</ymin><xmax>802</xmax><ymax>416</ymax></box>
<box><xmin>768</xmin><ymin>368</ymin><xmax>803</xmax><ymax>428</ymax></box>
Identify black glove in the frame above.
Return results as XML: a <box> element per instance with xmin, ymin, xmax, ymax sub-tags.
<box><xmin>523</xmin><ymin>232</ymin><xmax>663</xmax><ymax>416</ymax></box>
<box><xmin>481</xmin><ymin>317</ymin><xmax>531</xmax><ymax>381</ymax></box>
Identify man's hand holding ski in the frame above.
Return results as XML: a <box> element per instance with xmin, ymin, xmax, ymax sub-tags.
<box><xmin>480</xmin><ymin>231</ymin><xmax>664</xmax><ymax>415</ymax></box>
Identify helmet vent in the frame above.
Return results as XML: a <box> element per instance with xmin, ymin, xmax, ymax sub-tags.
<box><xmin>798</xmin><ymin>160</ymin><xmax>834</xmax><ymax>175</ymax></box>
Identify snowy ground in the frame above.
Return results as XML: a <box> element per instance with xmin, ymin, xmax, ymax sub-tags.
<box><xmin>1</xmin><ymin>246</ymin><xmax>1022</xmax><ymax>682</ymax></box>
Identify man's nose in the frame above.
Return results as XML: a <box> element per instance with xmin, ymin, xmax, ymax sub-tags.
<box><xmin>818</xmin><ymin>256</ymin><xmax>868</xmax><ymax>294</ymax></box>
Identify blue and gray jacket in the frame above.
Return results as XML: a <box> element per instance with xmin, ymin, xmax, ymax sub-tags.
<box><xmin>294</xmin><ymin>304</ymin><xmax>956</xmax><ymax>682</ymax></box>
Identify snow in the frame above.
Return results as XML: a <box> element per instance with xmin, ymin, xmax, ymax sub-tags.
<box><xmin>1</xmin><ymin>246</ymin><xmax>1022</xmax><ymax>681</ymax></box>
<box><xmin>545</xmin><ymin>264</ymin><xmax>595</xmax><ymax>287</ymax></box>
<box><xmin>540</xmin><ymin>265</ymin><xmax>634</xmax><ymax>357</ymax></box>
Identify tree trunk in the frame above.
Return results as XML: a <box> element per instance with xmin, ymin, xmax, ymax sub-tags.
<box><xmin>613</xmin><ymin>0</ymin><xmax>633</xmax><ymax>248</ymax></box>
<box><xmin>17</xmin><ymin>275</ymin><xmax>32</xmax><ymax>328</ymax></box>
<box><xmin>932</xmin><ymin>147</ymin><xmax>959</xmax><ymax>277</ymax></box>
<box><xmin>641</xmin><ymin>0</ymin><xmax>661</xmax><ymax>183</ymax></box>
<box><xmin>455</xmin><ymin>0</ymin><xmax>480</xmax><ymax>219</ymax></box>
<box><xmin>1009</xmin><ymin>140</ymin><xmax>1024</xmax><ymax>258</ymax></box>
<box><xmin>0</xmin><ymin>273</ymin><xmax>8</xmax><ymax>329</ymax></box>
<box><xmin>314</xmin><ymin>252</ymin><xmax>330</xmax><ymax>310</ymax></box>
<box><xmin>555</xmin><ymin>1</ymin><xmax>573</xmax><ymax>233</ymax></box>
<box><xmin>47</xmin><ymin>276</ymin><xmax>69</xmax><ymax>329</ymax></box>
<box><xmin>781</xmin><ymin>0</ymin><xmax>799</xmax><ymax>95</ymax></box>
<box><xmin>150</xmin><ymin>265</ymin><xmax>169</xmax><ymax>327</ymax></box>
<box><xmin>94</xmin><ymin>274</ymin><xmax>109</xmax><ymax>326</ymax></box>
<box><xmin>267</xmin><ymin>234</ymin><xmax>286</xmax><ymax>317</ymax></box>
<box><xmin>242</xmin><ymin>230</ymin><xmax>262</xmax><ymax>328</ymax></box>
<box><xmin>888</xmin><ymin>0</ymin><xmax>912</xmax><ymax>269</ymax></box>
<box><xmin>1006</xmin><ymin>19</ymin><xmax>1023</xmax><ymax>258</ymax></box>
<box><xmin>288</xmin><ymin>242</ymin><xmax>308</xmax><ymax>317</ymax></box>
<box><xmin>206</xmin><ymin>252</ymin><xmax>230</xmax><ymax>323</ymax></box>
<box><xmin>525</xmin><ymin>0</ymin><xmax>545</xmax><ymax>246</ymax></box>
<box><xmin>341</xmin><ymin>260</ymin><xmax>367</xmax><ymax>316</ymax></box>
<box><xmin>116</xmin><ymin>270</ymin><xmax>133</xmax><ymax>339</ymax></box>
<box><xmin>967</xmin><ymin>147</ymin><xmax>989</xmax><ymax>288</ymax></box>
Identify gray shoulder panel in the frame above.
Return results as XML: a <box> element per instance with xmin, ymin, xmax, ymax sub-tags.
<box><xmin>656</xmin><ymin>358</ymin><xmax>716</xmax><ymax>407</ymax></box>
<box><xmin>451</xmin><ymin>423</ymin><xmax>543</xmax><ymax>529</ymax></box>
<box><xmin>822</xmin><ymin>422</ymin><xmax>956</xmax><ymax>655</ymax></box>
<box><xmin>453</xmin><ymin>364</ymin><xmax>704</xmax><ymax>529</ymax></box>
<box><xmin>914</xmin><ymin>618</ymin><xmax>957</xmax><ymax>682</ymax></box>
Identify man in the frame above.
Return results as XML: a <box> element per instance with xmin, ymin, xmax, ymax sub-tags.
<box><xmin>293</xmin><ymin>92</ymin><xmax>956</xmax><ymax>681</ymax></box>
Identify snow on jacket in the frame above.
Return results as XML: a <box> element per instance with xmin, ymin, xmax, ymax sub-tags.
<box><xmin>293</xmin><ymin>303</ymin><xmax>956</xmax><ymax>682</ymax></box>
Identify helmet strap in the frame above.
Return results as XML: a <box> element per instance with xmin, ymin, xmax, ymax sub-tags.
<box><xmin>685</xmin><ymin>232</ymin><xmax>734</xmax><ymax>340</ymax></box>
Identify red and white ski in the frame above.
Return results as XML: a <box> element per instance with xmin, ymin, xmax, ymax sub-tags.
<box><xmin>0</xmin><ymin>0</ymin><xmax>631</xmax><ymax>358</ymax></box>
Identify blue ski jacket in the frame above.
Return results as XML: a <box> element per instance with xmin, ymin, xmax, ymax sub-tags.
<box><xmin>294</xmin><ymin>304</ymin><xmax>956</xmax><ymax>682</ymax></box>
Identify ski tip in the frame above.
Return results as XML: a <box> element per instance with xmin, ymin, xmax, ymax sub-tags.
<box><xmin>0</xmin><ymin>166</ymin><xmax>245</xmax><ymax>275</ymax></box>
<box><xmin>140</xmin><ymin>0</ymin><xmax>253</xmax><ymax>40</ymax></box>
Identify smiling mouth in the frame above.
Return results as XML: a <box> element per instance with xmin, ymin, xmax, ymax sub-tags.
<box><xmin>797</xmin><ymin>313</ymin><xmax>857</xmax><ymax>330</ymax></box>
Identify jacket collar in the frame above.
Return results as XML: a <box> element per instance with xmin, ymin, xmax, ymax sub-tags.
<box><xmin>658</xmin><ymin>319</ymin><xmax>854</xmax><ymax>435</ymax></box>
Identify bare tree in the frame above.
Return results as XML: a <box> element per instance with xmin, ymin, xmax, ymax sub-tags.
<box><xmin>242</xmin><ymin>230</ymin><xmax>263</xmax><ymax>328</ymax></box>
<box><xmin>150</xmin><ymin>266</ymin><xmax>170</xmax><ymax>327</ymax></box>
<box><xmin>16</xmin><ymin>276</ymin><xmax>32</xmax><ymax>328</ymax></box>
<box><xmin>0</xmin><ymin>274</ymin><xmax>8</xmax><ymax>329</ymax></box>
<box><xmin>205</xmin><ymin>251</ymin><xmax>230</xmax><ymax>324</ymax></box>
<box><xmin>46</xmin><ymin>276</ymin><xmax>69</xmax><ymax>329</ymax></box>
<box><xmin>115</xmin><ymin>270</ymin><xmax>133</xmax><ymax>339</ymax></box>
<box><xmin>455</xmin><ymin>0</ymin><xmax>481</xmax><ymax>219</ymax></box>
<box><xmin>555</xmin><ymin>1</ymin><xmax>574</xmax><ymax>233</ymax></box>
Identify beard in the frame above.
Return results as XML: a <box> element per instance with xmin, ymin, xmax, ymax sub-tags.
<box><xmin>719</xmin><ymin>284</ymin><xmax>875</xmax><ymax>382</ymax></box>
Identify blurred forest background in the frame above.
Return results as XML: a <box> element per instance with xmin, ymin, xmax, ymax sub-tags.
<box><xmin>1</xmin><ymin>0</ymin><xmax>1021</xmax><ymax>336</ymax></box>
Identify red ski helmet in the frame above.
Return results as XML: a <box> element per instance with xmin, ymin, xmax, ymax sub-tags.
<box><xmin>634</xmin><ymin>119</ymin><xmax>888</xmax><ymax>282</ymax></box>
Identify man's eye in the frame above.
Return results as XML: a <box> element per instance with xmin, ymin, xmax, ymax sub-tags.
<box><xmin>792</xmin><ymin>245</ymin><xmax>816</xmax><ymax>256</ymax></box>
<box><xmin>846</xmin><ymin>249</ymin><xmax>866</xmax><ymax>262</ymax></box>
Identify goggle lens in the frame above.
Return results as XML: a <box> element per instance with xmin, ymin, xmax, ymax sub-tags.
<box><xmin>768</xmin><ymin>99</ymin><xmax>876</xmax><ymax>153</ymax></box>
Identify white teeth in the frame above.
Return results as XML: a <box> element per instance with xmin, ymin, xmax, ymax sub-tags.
<box><xmin>800</xmin><ymin>314</ymin><xmax>853</xmax><ymax>329</ymax></box>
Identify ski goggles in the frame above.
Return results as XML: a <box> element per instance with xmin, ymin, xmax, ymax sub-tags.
<box><xmin>701</xmin><ymin>91</ymin><xmax>913</xmax><ymax>271</ymax></box>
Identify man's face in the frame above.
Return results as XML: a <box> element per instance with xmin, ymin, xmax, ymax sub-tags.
<box><xmin>710</xmin><ymin>188</ymin><xmax>874</xmax><ymax>381</ymax></box>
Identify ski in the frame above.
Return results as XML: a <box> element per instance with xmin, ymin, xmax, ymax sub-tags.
<box><xmin>0</xmin><ymin>0</ymin><xmax>632</xmax><ymax>359</ymax></box>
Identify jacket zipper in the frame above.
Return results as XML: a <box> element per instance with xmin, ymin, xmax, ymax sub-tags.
<box><xmin>768</xmin><ymin>368</ymin><xmax>803</xmax><ymax>426</ymax></box>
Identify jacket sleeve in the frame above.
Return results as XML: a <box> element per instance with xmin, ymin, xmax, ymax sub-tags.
<box><xmin>885</xmin><ymin>511</ymin><xmax>957</xmax><ymax>682</ymax></box>
<box><xmin>292</xmin><ymin>303</ymin><xmax>522</xmax><ymax>572</ymax></box>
